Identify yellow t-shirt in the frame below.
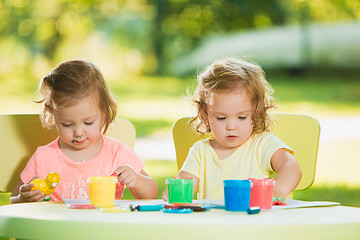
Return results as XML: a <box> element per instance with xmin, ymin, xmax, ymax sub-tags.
<box><xmin>180</xmin><ymin>133</ymin><xmax>293</xmax><ymax>200</ymax></box>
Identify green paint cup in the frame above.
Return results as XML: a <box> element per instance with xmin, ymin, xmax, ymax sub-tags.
<box><xmin>166</xmin><ymin>177</ymin><xmax>194</xmax><ymax>203</ymax></box>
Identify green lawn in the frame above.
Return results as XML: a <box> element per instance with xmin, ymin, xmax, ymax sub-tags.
<box><xmin>1</xmin><ymin>71</ymin><xmax>360</xmax><ymax>136</ymax></box>
<box><xmin>293</xmin><ymin>184</ymin><xmax>360</xmax><ymax>207</ymax></box>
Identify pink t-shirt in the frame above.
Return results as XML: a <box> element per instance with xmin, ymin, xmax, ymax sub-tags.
<box><xmin>21</xmin><ymin>134</ymin><xmax>145</xmax><ymax>201</ymax></box>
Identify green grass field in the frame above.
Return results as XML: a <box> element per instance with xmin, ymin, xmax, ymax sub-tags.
<box><xmin>1</xmin><ymin>70</ymin><xmax>360</xmax><ymax>207</ymax></box>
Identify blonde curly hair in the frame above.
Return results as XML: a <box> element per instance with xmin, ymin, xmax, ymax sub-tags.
<box><xmin>191</xmin><ymin>57</ymin><xmax>276</xmax><ymax>135</ymax></box>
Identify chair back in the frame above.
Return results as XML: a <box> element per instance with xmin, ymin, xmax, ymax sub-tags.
<box><xmin>0</xmin><ymin>114</ymin><xmax>135</xmax><ymax>193</ymax></box>
<box><xmin>172</xmin><ymin>113</ymin><xmax>320</xmax><ymax>191</ymax></box>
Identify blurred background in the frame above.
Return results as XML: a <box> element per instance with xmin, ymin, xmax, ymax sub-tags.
<box><xmin>1</xmin><ymin>0</ymin><xmax>359</xmax><ymax>205</ymax></box>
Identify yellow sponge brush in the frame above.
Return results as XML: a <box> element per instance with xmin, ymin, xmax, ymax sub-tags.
<box><xmin>31</xmin><ymin>172</ymin><xmax>61</xmax><ymax>196</ymax></box>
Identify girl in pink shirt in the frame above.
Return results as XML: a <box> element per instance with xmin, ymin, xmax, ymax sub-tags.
<box><xmin>10</xmin><ymin>60</ymin><xmax>158</xmax><ymax>203</ymax></box>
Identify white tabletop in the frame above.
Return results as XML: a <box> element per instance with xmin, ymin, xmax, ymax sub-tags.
<box><xmin>1</xmin><ymin>201</ymin><xmax>360</xmax><ymax>240</ymax></box>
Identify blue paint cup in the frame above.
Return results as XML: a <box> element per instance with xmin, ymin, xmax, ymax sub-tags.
<box><xmin>223</xmin><ymin>180</ymin><xmax>252</xmax><ymax>212</ymax></box>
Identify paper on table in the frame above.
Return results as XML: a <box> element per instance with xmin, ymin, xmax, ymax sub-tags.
<box><xmin>63</xmin><ymin>198</ymin><xmax>221</xmax><ymax>207</ymax></box>
<box><xmin>115</xmin><ymin>199</ymin><xmax>166</xmax><ymax>207</ymax></box>
<box><xmin>64</xmin><ymin>198</ymin><xmax>166</xmax><ymax>207</ymax></box>
<box><xmin>194</xmin><ymin>199</ymin><xmax>225</xmax><ymax>208</ymax></box>
<box><xmin>190</xmin><ymin>198</ymin><xmax>340</xmax><ymax>209</ymax></box>
<box><xmin>272</xmin><ymin>198</ymin><xmax>340</xmax><ymax>210</ymax></box>
<box><xmin>63</xmin><ymin>198</ymin><xmax>340</xmax><ymax>209</ymax></box>
<box><xmin>64</xmin><ymin>198</ymin><xmax>90</xmax><ymax>205</ymax></box>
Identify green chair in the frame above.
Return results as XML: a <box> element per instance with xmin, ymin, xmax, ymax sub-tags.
<box><xmin>0</xmin><ymin>114</ymin><xmax>136</xmax><ymax>204</ymax></box>
<box><xmin>172</xmin><ymin>113</ymin><xmax>321</xmax><ymax>191</ymax></box>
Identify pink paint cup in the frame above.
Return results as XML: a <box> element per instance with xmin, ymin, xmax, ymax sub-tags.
<box><xmin>249</xmin><ymin>178</ymin><xmax>274</xmax><ymax>210</ymax></box>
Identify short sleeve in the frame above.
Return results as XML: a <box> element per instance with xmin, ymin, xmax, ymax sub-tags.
<box><xmin>180</xmin><ymin>140</ymin><xmax>202</xmax><ymax>178</ymax></box>
<box><xmin>115</xmin><ymin>141</ymin><xmax>145</xmax><ymax>173</ymax></box>
<box><xmin>255</xmin><ymin>133</ymin><xmax>294</xmax><ymax>173</ymax></box>
<box><xmin>20</xmin><ymin>151</ymin><xmax>38</xmax><ymax>184</ymax></box>
<box><xmin>20</xmin><ymin>147</ymin><xmax>53</xmax><ymax>184</ymax></box>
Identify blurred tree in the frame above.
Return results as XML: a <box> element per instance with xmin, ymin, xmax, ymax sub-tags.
<box><xmin>0</xmin><ymin>0</ymin><xmax>153</xmax><ymax>75</ymax></box>
<box><xmin>0</xmin><ymin>0</ymin><xmax>99</xmax><ymax>60</ymax></box>
<box><xmin>0</xmin><ymin>0</ymin><xmax>359</xmax><ymax>76</ymax></box>
<box><xmin>152</xmin><ymin>0</ymin><xmax>288</xmax><ymax>73</ymax></box>
<box><xmin>283</xmin><ymin>0</ymin><xmax>360</xmax><ymax>70</ymax></box>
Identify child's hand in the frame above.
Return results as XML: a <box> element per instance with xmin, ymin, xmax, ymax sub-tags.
<box><xmin>114</xmin><ymin>165</ymin><xmax>138</xmax><ymax>188</ymax></box>
<box><xmin>162</xmin><ymin>188</ymin><xmax>169</xmax><ymax>202</ymax></box>
<box><xmin>18</xmin><ymin>182</ymin><xmax>46</xmax><ymax>202</ymax></box>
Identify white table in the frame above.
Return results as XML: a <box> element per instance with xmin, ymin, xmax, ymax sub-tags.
<box><xmin>1</xmin><ymin>201</ymin><xmax>360</xmax><ymax>240</ymax></box>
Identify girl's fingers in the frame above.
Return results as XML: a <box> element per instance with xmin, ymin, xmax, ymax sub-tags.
<box><xmin>117</xmin><ymin>170</ymin><xmax>129</xmax><ymax>182</ymax></box>
<box><xmin>20</xmin><ymin>183</ymin><xmax>34</xmax><ymax>193</ymax></box>
<box><xmin>29</xmin><ymin>193</ymin><xmax>45</xmax><ymax>202</ymax></box>
<box><xmin>124</xmin><ymin>177</ymin><xmax>136</xmax><ymax>188</ymax></box>
<box><xmin>115</xmin><ymin>165</ymin><xmax>137</xmax><ymax>187</ymax></box>
<box><xmin>114</xmin><ymin>165</ymin><xmax>133</xmax><ymax>176</ymax></box>
<box><xmin>162</xmin><ymin>189</ymin><xmax>168</xmax><ymax>201</ymax></box>
<box><xmin>119</xmin><ymin>172</ymin><xmax>135</xmax><ymax>185</ymax></box>
<box><xmin>118</xmin><ymin>170</ymin><xmax>136</xmax><ymax>187</ymax></box>
<box><xmin>23</xmin><ymin>190</ymin><xmax>39</xmax><ymax>198</ymax></box>
<box><xmin>124</xmin><ymin>176</ymin><xmax>136</xmax><ymax>186</ymax></box>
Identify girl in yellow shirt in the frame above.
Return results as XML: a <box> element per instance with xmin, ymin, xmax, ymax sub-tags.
<box><xmin>163</xmin><ymin>57</ymin><xmax>301</xmax><ymax>200</ymax></box>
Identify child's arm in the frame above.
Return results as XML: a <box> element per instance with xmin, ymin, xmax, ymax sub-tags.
<box><xmin>114</xmin><ymin>165</ymin><xmax>158</xmax><ymax>199</ymax></box>
<box><xmin>270</xmin><ymin>148</ymin><xmax>302</xmax><ymax>198</ymax></box>
<box><xmin>10</xmin><ymin>179</ymin><xmax>45</xmax><ymax>204</ymax></box>
<box><xmin>161</xmin><ymin>171</ymin><xmax>199</xmax><ymax>202</ymax></box>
